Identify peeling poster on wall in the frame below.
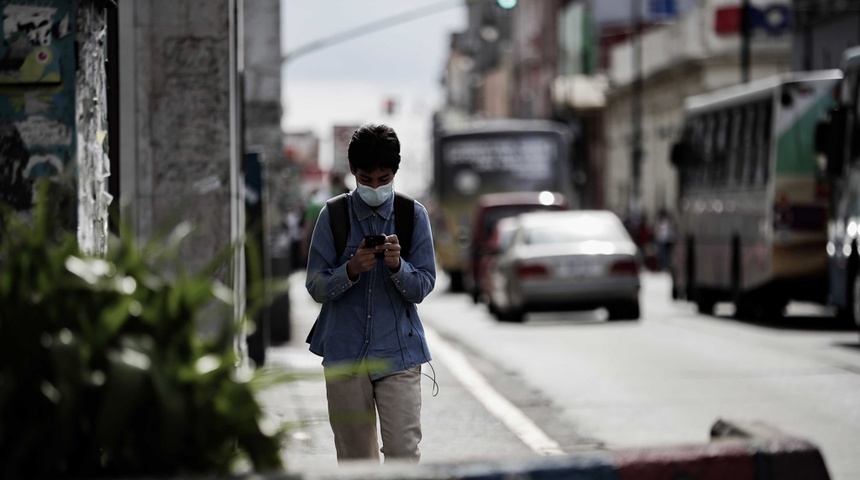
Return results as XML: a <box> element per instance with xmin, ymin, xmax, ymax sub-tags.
<box><xmin>0</xmin><ymin>0</ymin><xmax>76</xmax><ymax>210</ymax></box>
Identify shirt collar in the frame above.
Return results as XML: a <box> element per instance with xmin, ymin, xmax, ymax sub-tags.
<box><xmin>351</xmin><ymin>190</ymin><xmax>395</xmax><ymax>221</ymax></box>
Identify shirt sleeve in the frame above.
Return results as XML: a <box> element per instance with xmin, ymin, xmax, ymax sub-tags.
<box><xmin>389</xmin><ymin>201</ymin><xmax>436</xmax><ymax>304</ymax></box>
<box><xmin>305</xmin><ymin>206</ymin><xmax>356</xmax><ymax>304</ymax></box>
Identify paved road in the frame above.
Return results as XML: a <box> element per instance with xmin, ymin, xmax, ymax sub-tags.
<box><xmin>423</xmin><ymin>271</ymin><xmax>860</xmax><ymax>480</ymax></box>
<box><xmin>258</xmin><ymin>270</ymin><xmax>860</xmax><ymax>479</ymax></box>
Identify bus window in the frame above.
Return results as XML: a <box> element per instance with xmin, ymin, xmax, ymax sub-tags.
<box><xmin>749</xmin><ymin>102</ymin><xmax>769</xmax><ymax>187</ymax></box>
<box><xmin>754</xmin><ymin>103</ymin><xmax>772</xmax><ymax>186</ymax></box>
<box><xmin>852</xmin><ymin>73</ymin><xmax>860</xmax><ymax>161</ymax></box>
<box><xmin>729</xmin><ymin>107</ymin><xmax>745</xmax><ymax>188</ymax></box>
<box><xmin>714</xmin><ymin>111</ymin><xmax>730</xmax><ymax>188</ymax></box>
<box><xmin>740</xmin><ymin>105</ymin><xmax>755</xmax><ymax>186</ymax></box>
<box><xmin>694</xmin><ymin>117</ymin><xmax>708</xmax><ymax>189</ymax></box>
<box><xmin>702</xmin><ymin>114</ymin><xmax>716</xmax><ymax>187</ymax></box>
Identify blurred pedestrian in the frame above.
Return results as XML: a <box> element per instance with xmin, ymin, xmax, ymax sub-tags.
<box><xmin>330</xmin><ymin>171</ymin><xmax>350</xmax><ymax>195</ymax></box>
<box><xmin>655</xmin><ymin>209</ymin><xmax>675</xmax><ymax>271</ymax></box>
<box><xmin>304</xmin><ymin>123</ymin><xmax>437</xmax><ymax>464</ymax></box>
<box><xmin>286</xmin><ymin>206</ymin><xmax>304</xmax><ymax>270</ymax></box>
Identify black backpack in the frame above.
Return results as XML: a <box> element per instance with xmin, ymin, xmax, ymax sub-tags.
<box><xmin>326</xmin><ymin>192</ymin><xmax>415</xmax><ymax>261</ymax></box>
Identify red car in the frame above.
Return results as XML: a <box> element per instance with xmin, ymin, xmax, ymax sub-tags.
<box><xmin>466</xmin><ymin>191</ymin><xmax>568</xmax><ymax>303</ymax></box>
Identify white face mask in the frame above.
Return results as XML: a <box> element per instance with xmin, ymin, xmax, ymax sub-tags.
<box><xmin>356</xmin><ymin>181</ymin><xmax>393</xmax><ymax>207</ymax></box>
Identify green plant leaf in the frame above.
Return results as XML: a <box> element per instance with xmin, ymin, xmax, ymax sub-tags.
<box><xmin>0</xmin><ymin>180</ymin><xmax>285</xmax><ymax>476</ymax></box>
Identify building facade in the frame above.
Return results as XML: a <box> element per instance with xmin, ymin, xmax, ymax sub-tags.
<box><xmin>440</xmin><ymin>0</ymin><xmax>798</xmax><ymax>228</ymax></box>
<box><xmin>603</xmin><ymin>0</ymin><xmax>792</xmax><ymax>220</ymax></box>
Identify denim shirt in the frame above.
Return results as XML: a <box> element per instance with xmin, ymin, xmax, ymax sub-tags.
<box><xmin>305</xmin><ymin>191</ymin><xmax>436</xmax><ymax>379</ymax></box>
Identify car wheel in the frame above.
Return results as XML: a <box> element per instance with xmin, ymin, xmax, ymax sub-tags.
<box><xmin>487</xmin><ymin>299</ymin><xmax>499</xmax><ymax>317</ymax></box>
<box><xmin>498</xmin><ymin>306</ymin><xmax>525</xmax><ymax>323</ymax></box>
<box><xmin>607</xmin><ymin>300</ymin><xmax>640</xmax><ymax>321</ymax></box>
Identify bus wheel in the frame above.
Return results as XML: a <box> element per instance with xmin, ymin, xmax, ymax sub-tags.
<box><xmin>735</xmin><ymin>296</ymin><xmax>771</xmax><ymax>320</ymax></box>
<box><xmin>695</xmin><ymin>290</ymin><xmax>716</xmax><ymax>315</ymax></box>
<box><xmin>471</xmin><ymin>287</ymin><xmax>480</xmax><ymax>304</ymax></box>
<box><xmin>670</xmin><ymin>270</ymin><xmax>680</xmax><ymax>300</ymax></box>
<box><xmin>730</xmin><ymin>235</ymin><xmax>742</xmax><ymax>312</ymax></box>
<box><xmin>761</xmin><ymin>299</ymin><xmax>786</xmax><ymax>322</ymax></box>
<box><xmin>756</xmin><ymin>292</ymin><xmax>788</xmax><ymax>322</ymax></box>
<box><xmin>734</xmin><ymin>296</ymin><xmax>756</xmax><ymax>320</ymax></box>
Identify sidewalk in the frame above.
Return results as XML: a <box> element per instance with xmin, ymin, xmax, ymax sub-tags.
<box><xmin>256</xmin><ymin>271</ymin><xmax>540</xmax><ymax>473</ymax></box>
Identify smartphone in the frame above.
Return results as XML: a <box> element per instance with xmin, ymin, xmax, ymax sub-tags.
<box><xmin>364</xmin><ymin>234</ymin><xmax>386</xmax><ymax>258</ymax></box>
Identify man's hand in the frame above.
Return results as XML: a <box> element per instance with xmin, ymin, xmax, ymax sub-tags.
<box><xmin>346</xmin><ymin>235</ymin><xmax>402</xmax><ymax>279</ymax></box>
<box><xmin>346</xmin><ymin>238</ymin><xmax>380</xmax><ymax>280</ymax></box>
<box><xmin>382</xmin><ymin>234</ymin><xmax>402</xmax><ymax>272</ymax></box>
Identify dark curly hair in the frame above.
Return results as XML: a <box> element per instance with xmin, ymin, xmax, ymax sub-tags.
<box><xmin>347</xmin><ymin>123</ymin><xmax>401</xmax><ymax>173</ymax></box>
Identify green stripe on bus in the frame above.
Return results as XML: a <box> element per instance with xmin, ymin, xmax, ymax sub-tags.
<box><xmin>775</xmin><ymin>96</ymin><xmax>835</xmax><ymax>175</ymax></box>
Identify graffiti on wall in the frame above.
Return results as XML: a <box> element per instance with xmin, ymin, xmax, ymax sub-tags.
<box><xmin>0</xmin><ymin>1</ymin><xmax>75</xmax><ymax>210</ymax></box>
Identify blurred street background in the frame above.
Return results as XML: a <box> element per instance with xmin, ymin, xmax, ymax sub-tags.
<box><xmin>262</xmin><ymin>269</ymin><xmax>860</xmax><ymax>479</ymax></box>
<box><xmin>2</xmin><ymin>0</ymin><xmax>860</xmax><ymax>478</ymax></box>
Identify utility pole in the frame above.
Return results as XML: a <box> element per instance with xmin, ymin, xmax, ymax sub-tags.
<box><xmin>630</xmin><ymin>0</ymin><xmax>644</xmax><ymax>221</ymax></box>
<box><xmin>741</xmin><ymin>0</ymin><xmax>750</xmax><ymax>83</ymax></box>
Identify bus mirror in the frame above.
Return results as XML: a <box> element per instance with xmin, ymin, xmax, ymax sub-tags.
<box><xmin>780</xmin><ymin>91</ymin><xmax>793</xmax><ymax>107</ymax></box>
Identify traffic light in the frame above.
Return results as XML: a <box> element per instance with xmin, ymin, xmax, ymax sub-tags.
<box><xmin>384</xmin><ymin>97</ymin><xmax>396</xmax><ymax>115</ymax></box>
<box><xmin>496</xmin><ymin>0</ymin><xmax>516</xmax><ymax>9</ymax></box>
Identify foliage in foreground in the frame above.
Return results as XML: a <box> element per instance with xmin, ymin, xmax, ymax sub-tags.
<box><xmin>0</xmin><ymin>183</ymin><xmax>284</xmax><ymax>477</ymax></box>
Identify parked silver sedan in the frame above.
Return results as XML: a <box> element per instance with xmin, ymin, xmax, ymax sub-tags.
<box><xmin>488</xmin><ymin>210</ymin><xmax>641</xmax><ymax>322</ymax></box>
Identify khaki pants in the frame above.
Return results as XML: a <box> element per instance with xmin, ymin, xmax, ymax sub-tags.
<box><xmin>324</xmin><ymin>365</ymin><xmax>422</xmax><ymax>463</ymax></box>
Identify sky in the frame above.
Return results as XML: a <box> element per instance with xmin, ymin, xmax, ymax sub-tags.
<box><xmin>280</xmin><ymin>0</ymin><xmax>467</xmax><ymax>197</ymax></box>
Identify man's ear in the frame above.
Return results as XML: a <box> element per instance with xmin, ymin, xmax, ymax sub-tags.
<box><xmin>348</xmin><ymin>163</ymin><xmax>356</xmax><ymax>175</ymax></box>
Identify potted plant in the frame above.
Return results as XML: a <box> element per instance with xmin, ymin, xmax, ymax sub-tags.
<box><xmin>0</xmin><ymin>182</ymin><xmax>285</xmax><ymax>477</ymax></box>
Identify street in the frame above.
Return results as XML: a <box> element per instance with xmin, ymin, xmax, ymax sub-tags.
<box><xmin>261</xmin><ymin>270</ymin><xmax>860</xmax><ymax>479</ymax></box>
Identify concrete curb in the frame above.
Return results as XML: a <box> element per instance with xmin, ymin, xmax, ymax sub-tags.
<box><xmin>269</xmin><ymin>419</ymin><xmax>829</xmax><ymax>480</ymax></box>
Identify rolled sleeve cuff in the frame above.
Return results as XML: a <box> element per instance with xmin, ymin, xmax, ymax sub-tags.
<box><xmin>390</xmin><ymin>261</ymin><xmax>414</xmax><ymax>294</ymax></box>
<box><xmin>325</xmin><ymin>263</ymin><xmax>357</xmax><ymax>301</ymax></box>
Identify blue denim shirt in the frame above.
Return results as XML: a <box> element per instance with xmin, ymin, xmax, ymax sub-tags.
<box><xmin>305</xmin><ymin>191</ymin><xmax>436</xmax><ymax>379</ymax></box>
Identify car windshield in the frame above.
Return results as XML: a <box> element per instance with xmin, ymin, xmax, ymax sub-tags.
<box><xmin>483</xmin><ymin>205</ymin><xmax>561</xmax><ymax>238</ymax></box>
<box><xmin>523</xmin><ymin>216</ymin><xmax>628</xmax><ymax>245</ymax></box>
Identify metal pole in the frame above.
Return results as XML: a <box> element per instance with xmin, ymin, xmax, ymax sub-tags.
<box><xmin>741</xmin><ymin>0</ymin><xmax>750</xmax><ymax>83</ymax></box>
<box><xmin>630</xmin><ymin>0</ymin><xmax>643</xmax><ymax>220</ymax></box>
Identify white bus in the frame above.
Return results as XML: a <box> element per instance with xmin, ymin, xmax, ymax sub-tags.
<box><xmin>817</xmin><ymin>46</ymin><xmax>860</xmax><ymax>334</ymax></box>
<box><xmin>670</xmin><ymin>70</ymin><xmax>841</xmax><ymax>318</ymax></box>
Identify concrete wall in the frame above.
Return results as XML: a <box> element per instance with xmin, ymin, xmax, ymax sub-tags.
<box><xmin>242</xmin><ymin>0</ymin><xmax>284</xmax><ymax>240</ymax></box>
<box><xmin>118</xmin><ymin>1</ymin><xmax>242</xmax><ymax>279</ymax></box>
<box><xmin>76</xmin><ymin>3</ymin><xmax>111</xmax><ymax>255</ymax></box>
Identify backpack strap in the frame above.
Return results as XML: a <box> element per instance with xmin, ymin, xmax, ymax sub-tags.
<box><xmin>394</xmin><ymin>192</ymin><xmax>415</xmax><ymax>261</ymax></box>
<box><xmin>326</xmin><ymin>193</ymin><xmax>349</xmax><ymax>260</ymax></box>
